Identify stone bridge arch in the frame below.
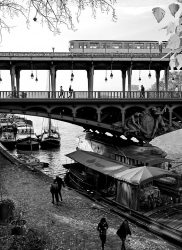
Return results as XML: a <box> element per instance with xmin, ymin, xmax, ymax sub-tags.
<box><xmin>76</xmin><ymin>106</ymin><xmax>98</xmax><ymax>121</ymax></box>
<box><xmin>51</xmin><ymin>106</ymin><xmax>73</xmax><ymax>117</ymax></box>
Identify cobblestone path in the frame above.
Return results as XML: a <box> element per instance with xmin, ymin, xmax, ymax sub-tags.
<box><xmin>0</xmin><ymin>154</ymin><xmax>180</xmax><ymax>250</ymax></box>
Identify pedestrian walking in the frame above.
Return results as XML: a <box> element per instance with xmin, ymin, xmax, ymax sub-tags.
<box><xmin>116</xmin><ymin>219</ymin><xmax>131</xmax><ymax>250</ymax></box>
<box><xmin>140</xmin><ymin>85</ymin><xmax>145</xmax><ymax>98</ymax></box>
<box><xmin>59</xmin><ymin>86</ymin><xmax>64</xmax><ymax>98</ymax></box>
<box><xmin>97</xmin><ymin>217</ymin><xmax>108</xmax><ymax>250</ymax></box>
<box><xmin>53</xmin><ymin>175</ymin><xmax>65</xmax><ymax>201</ymax></box>
<box><xmin>50</xmin><ymin>182</ymin><xmax>59</xmax><ymax>205</ymax></box>
<box><xmin>69</xmin><ymin>85</ymin><xmax>73</xmax><ymax>98</ymax></box>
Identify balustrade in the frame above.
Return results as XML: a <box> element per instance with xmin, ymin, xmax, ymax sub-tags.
<box><xmin>0</xmin><ymin>91</ymin><xmax>182</xmax><ymax>100</ymax></box>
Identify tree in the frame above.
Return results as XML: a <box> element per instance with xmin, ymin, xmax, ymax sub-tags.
<box><xmin>149</xmin><ymin>71</ymin><xmax>182</xmax><ymax>91</ymax></box>
<box><xmin>0</xmin><ymin>0</ymin><xmax>116</xmax><ymax>39</ymax></box>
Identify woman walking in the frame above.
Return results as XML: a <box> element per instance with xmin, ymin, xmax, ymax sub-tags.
<box><xmin>97</xmin><ymin>217</ymin><xmax>108</xmax><ymax>250</ymax></box>
<box><xmin>117</xmin><ymin>219</ymin><xmax>131</xmax><ymax>250</ymax></box>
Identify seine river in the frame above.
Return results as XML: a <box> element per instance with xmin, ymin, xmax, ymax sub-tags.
<box><xmin>9</xmin><ymin>115</ymin><xmax>182</xmax><ymax>178</ymax></box>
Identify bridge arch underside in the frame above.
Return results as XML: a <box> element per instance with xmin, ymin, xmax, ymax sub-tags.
<box><xmin>1</xmin><ymin>103</ymin><xmax>182</xmax><ymax>143</ymax></box>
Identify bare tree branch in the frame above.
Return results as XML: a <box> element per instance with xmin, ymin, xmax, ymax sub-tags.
<box><xmin>0</xmin><ymin>0</ymin><xmax>116</xmax><ymax>36</ymax></box>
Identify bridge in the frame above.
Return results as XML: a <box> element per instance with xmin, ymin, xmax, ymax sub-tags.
<box><xmin>0</xmin><ymin>51</ymin><xmax>170</xmax><ymax>93</ymax></box>
<box><xmin>1</xmin><ymin>90</ymin><xmax>182</xmax><ymax>143</ymax></box>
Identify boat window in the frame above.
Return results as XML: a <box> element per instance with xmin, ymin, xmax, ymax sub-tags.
<box><xmin>115</xmin><ymin>154</ymin><xmax>122</xmax><ymax>162</ymax></box>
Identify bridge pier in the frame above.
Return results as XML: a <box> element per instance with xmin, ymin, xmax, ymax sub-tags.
<box><xmin>155</xmin><ymin>69</ymin><xmax>161</xmax><ymax>92</ymax></box>
<box><xmin>15</xmin><ymin>69</ymin><xmax>20</xmax><ymax>92</ymax></box>
<box><xmin>87</xmin><ymin>64</ymin><xmax>94</xmax><ymax>92</ymax></box>
<box><xmin>50</xmin><ymin>65</ymin><xmax>56</xmax><ymax>93</ymax></box>
<box><xmin>122</xmin><ymin>70</ymin><xmax>126</xmax><ymax>97</ymax></box>
<box><xmin>10</xmin><ymin>65</ymin><xmax>16</xmax><ymax>91</ymax></box>
<box><xmin>121</xmin><ymin>109</ymin><xmax>125</xmax><ymax>127</ymax></box>
<box><xmin>165</xmin><ymin>66</ymin><xmax>169</xmax><ymax>91</ymax></box>
<box><xmin>97</xmin><ymin>110</ymin><xmax>101</xmax><ymax>123</ymax></box>
<box><xmin>127</xmin><ymin>66</ymin><xmax>132</xmax><ymax>91</ymax></box>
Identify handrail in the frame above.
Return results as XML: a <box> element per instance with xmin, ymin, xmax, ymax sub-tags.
<box><xmin>0</xmin><ymin>90</ymin><xmax>182</xmax><ymax>99</ymax></box>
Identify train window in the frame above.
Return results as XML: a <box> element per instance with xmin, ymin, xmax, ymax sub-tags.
<box><xmin>90</xmin><ymin>43</ymin><xmax>99</xmax><ymax>48</ymax></box>
<box><xmin>135</xmin><ymin>43</ymin><xmax>144</xmax><ymax>49</ymax></box>
<box><xmin>162</xmin><ymin>42</ymin><xmax>167</xmax><ymax>48</ymax></box>
<box><xmin>79</xmin><ymin>43</ymin><xmax>83</xmax><ymax>48</ymax></box>
<box><xmin>128</xmin><ymin>43</ymin><xmax>133</xmax><ymax>49</ymax></box>
<box><xmin>112</xmin><ymin>43</ymin><xmax>120</xmax><ymax>49</ymax></box>
<box><xmin>70</xmin><ymin>43</ymin><xmax>74</xmax><ymax>49</ymax></box>
<box><xmin>84</xmin><ymin>45</ymin><xmax>87</xmax><ymax>49</ymax></box>
<box><xmin>146</xmin><ymin>43</ymin><xmax>151</xmax><ymax>49</ymax></box>
<box><xmin>101</xmin><ymin>43</ymin><xmax>106</xmax><ymax>48</ymax></box>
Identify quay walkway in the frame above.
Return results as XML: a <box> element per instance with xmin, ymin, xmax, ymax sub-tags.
<box><xmin>0</xmin><ymin>152</ymin><xmax>180</xmax><ymax>250</ymax></box>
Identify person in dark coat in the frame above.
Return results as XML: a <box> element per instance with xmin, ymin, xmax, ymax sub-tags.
<box><xmin>140</xmin><ymin>85</ymin><xmax>145</xmax><ymax>98</ymax></box>
<box><xmin>53</xmin><ymin>176</ymin><xmax>65</xmax><ymax>201</ymax></box>
<box><xmin>117</xmin><ymin>219</ymin><xmax>131</xmax><ymax>250</ymax></box>
<box><xmin>50</xmin><ymin>183</ymin><xmax>59</xmax><ymax>205</ymax></box>
<box><xmin>97</xmin><ymin>217</ymin><xmax>108</xmax><ymax>250</ymax></box>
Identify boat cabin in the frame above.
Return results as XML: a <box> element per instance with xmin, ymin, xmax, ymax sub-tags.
<box><xmin>65</xmin><ymin>149</ymin><xmax>182</xmax><ymax>212</ymax></box>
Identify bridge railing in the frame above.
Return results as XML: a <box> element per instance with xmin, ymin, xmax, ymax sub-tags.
<box><xmin>0</xmin><ymin>91</ymin><xmax>182</xmax><ymax>99</ymax></box>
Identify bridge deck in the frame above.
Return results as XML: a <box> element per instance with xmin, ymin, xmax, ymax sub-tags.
<box><xmin>0</xmin><ymin>91</ymin><xmax>181</xmax><ymax>100</ymax></box>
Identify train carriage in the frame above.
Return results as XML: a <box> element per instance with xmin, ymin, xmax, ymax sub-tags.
<box><xmin>69</xmin><ymin>40</ymin><xmax>170</xmax><ymax>54</ymax></box>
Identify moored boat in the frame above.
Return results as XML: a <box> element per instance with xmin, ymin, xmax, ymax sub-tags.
<box><xmin>40</xmin><ymin>118</ymin><xmax>61</xmax><ymax>149</ymax></box>
<box><xmin>64</xmin><ymin>149</ymin><xmax>182</xmax><ymax>244</ymax></box>
<box><xmin>0</xmin><ymin>127</ymin><xmax>16</xmax><ymax>149</ymax></box>
<box><xmin>16</xmin><ymin>125</ymin><xmax>39</xmax><ymax>151</ymax></box>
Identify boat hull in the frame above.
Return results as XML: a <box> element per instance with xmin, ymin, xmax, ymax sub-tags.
<box><xmin>0</xmin><ymin>140</ymin><xmax>16</xmax><ymax>149</ymax></box>
<box><xmin>16</xmin><ymin>139</ymin><xmax>39</xmax><ymax>151</ymax></box>
<box><xmin>40</xmin><ymin>138</ymin><xmax>60</xmax><ymax>149</ymax></box>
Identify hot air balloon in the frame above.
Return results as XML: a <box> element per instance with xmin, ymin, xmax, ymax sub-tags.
<box><xmin>167</xmin><ymin>34</ymin><xmax>181</xmax><ymax>50</ymax></box>
<box><xmin>152</xmin><ymin>7</ymin><xmax>165</xmax><ymax>23</ymax></box>
<box><xmin>169</xmin><ymin>3</ymin><xmax>180</xmax><ymax>17</ymax></box>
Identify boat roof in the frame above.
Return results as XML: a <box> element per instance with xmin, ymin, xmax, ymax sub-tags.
<box><xmin>66</xmin><ymin>150</ymin><xmax>176</xmax><ymax>185</ymax></box>
<box><xmin>66</xmin><ymin>149</ymin><xmax>129</xmax><ymax>175</ymax></box>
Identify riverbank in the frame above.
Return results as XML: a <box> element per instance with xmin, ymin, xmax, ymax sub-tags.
<box><xmin>0</xmin><ymin>153</ymin><xmax>180</xmax><ymax>250</ymax></box>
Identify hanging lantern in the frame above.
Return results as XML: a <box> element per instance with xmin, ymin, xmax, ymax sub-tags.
<box><xmin>110</xmin><ymin>61</ymin><xmax>113</xmax><ymax>79</ymax></box>
<box><xmin>138</xmin><ymin>70</ymin><xmax>141</xmax><ymax>81</ymax></box>
<box><xmin>71</xmin><ymin>72</ymin><xmax>74</xmax><ymax>78</ymax></box>
<box><xmin>35</xmin><ymin>70</ymin><xmax>38</xmax><ymax>82</ymax></box>
<box><xmin>31</xmin><ymin>72</ymin><xmax>34</xmax><ymax>79</ymax></box>
<box><xmin>148</xmin><ymin>71</ymin><xmax>152</xmax><ymax>78</ymax></box>
<box><xmin>105</xmin><ymin>69</ymin><xmax>108</xmax><ymax>82</ymax></box>
<box><xmin>0</xmin><ymin>71</ymin><xmax>2</xmax><ymax>82</ymax></box>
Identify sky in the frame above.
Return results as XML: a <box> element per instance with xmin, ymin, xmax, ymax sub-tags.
<box><xmin>0</xmin><ymin>0</ymin><xmax>178</xmax><ymax>91</ymax></box>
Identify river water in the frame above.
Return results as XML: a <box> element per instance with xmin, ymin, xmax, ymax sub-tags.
<box><xmin>9</xmin><ymin>115</ymin><xmax>182</xmax><ymax>178</ymax></box>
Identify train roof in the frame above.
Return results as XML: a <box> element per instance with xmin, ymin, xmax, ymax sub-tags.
<box><xmin>69</xmin><ymin>40</ymin><xmax>165</xmax><ymax>43</ymax></box>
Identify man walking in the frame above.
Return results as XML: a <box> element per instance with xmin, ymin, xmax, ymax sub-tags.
<box><xmin>53</xmin><ymin>175</ymin><xmax>65</xmax><ymax>201</ymax></box>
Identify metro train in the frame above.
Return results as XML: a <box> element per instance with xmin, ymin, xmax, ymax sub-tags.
<box><xmin>69</xmin><ymin>40</ymin><xmax>170</xmax><ymax>54</ymax></box>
